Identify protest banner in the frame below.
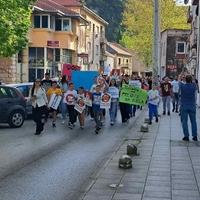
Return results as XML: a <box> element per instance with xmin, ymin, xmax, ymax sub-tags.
<box><xmin>74</xmin><ymin>98</ymin><xmax>85</xmax><ymax>114</ymax></box>
<box><xmin>108</xmin><ymin>86</ymin><xmax>119</xmax><ymax>99</ymax></box>
<box><xmin>129</xmin><ymin>80</ymin><xmax>142</xmax><ymax>88</ymax></box>
<box><xmin>48</xmin><ymin>94</ymin><xmax>62</xmax><ymax>110</ymax></box>
<box><xmin>119</xmin><ymin>84</ymin><xmax>147</xmax><ymax>106</ymax></box>
<box><xmin>100</xmin><ymin>93</ymin><xmax>111</xmax><ymax>109</ymax></box>
<box><xmin>72</xmin><ymin>71</ymin><xmax>98</xmax><ymax>90</ymax></box>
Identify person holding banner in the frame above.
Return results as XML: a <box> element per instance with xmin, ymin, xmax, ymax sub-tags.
<box><xmin>29</xmin><ymin>79</ymin><xmax>48</xmax><ymax>135</ymax></box>
<box><xmin>47</xmin><ymin>81</ymin><xmax>62</xmax><ymax>128</ymax></box>
<box><xmin>108</xmin><ymin>78</ymin><xmax>119</xmax><ymax>126</ymax></box>
<box><xmin>64</xmin><ymin>83</ymin><xmax>78</xmax><ymax>129</ymax></box>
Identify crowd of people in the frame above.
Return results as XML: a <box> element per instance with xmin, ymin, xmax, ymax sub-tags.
<box><xmin>29</xmin><ymin>72</ymin><xmax>199</xmax><ymax>141</ymax></box>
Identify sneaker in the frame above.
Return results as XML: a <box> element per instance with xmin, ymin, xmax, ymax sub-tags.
<box><xmin>182</xmin><ymin>137</ymin><xmax>189</xmax><ymax>141</ymax></box>
<box><xmin>193</xmin><ymin>137</ymin><xmax>198</xmax><ymax>141</ymax></box>
<box><xmin>148</xmin><ymin>121</ymin><xmax>152</xmax><ymax>125</ymax></box>
<box><xmin>68</xmin><ymin>122</ymin><xmax>73</xmax><ymax>129</ymax></box>
<box><xmin>163</xmin><ymin>111</ymin><xmax>166</xmax><ymax>115</ymax></box>
<box><xmin>52</xmin><ymin>122</ymin><xmax>56</xmax><ymax>128</ymax></box>
<box><xmin>61</xmin><ymin>120</ymin><xmax>65</xmax><ymax>125</ymax></box>
<box><xmin>167</xmin><ymin>111</ymin><xmax>170</xmax><ymax>116</ymax></box>
<box><xmin>110</xmin><ymin>121</ymin><xmax>114</xmax><ymax>126</ymax></box>
<box><xmin>155</xmin><ymin>117</ymin><xmax>159</xmax><ymax>123</ymax></box>
<box><xmin>80</xmin><ymin>126</ymin><xmax>84</xmax><ymax>130</ymax></box>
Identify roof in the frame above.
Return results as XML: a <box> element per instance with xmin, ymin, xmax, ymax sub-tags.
<box><xmin>53</xmin><ymin>0</ymin><xmax>82</xmax><ymax>7</ymax></box>
<box><xmin>34</xmin><ymin>0</ymin><xmax>81</xmax><ymax>17</ymax></box>
<box><xmin>107</xmin><ymin>42</ymin><xmax>132</xmax><ymax>57</ymax></box>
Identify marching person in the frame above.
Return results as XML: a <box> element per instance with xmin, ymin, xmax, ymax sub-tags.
<box><xmin>108</xmin><ymin>78</ymin><xmax>119</xmax><ymax>126</ymax></box>
<box><xmin>148</xmin><ymin>83</ymin><xmax>159</xmax><ymax>125</ymax></box>
<box><xmin>47</xmin><ymin>81</ymin><xmax>62</xmax><ymax>128</ymax></box>
<box><xmin>77</xmin><ymin>87</ymin><xmax>86</xmax><ymax>129</ymax></box>
<box><xmin>92</xmin><ymin>85</ymin><xmax>103</xmax><ymax>134</ymax></box>
<box><xmin>160</xmin><ymin>77</ymin><xmax>172</xmax><ymax>115</ymax></box>
<box><xmin>180</xmin><ymin>75</ymin><xmax>198</xmax><ymax>141</ymax></box>
<box><xmin>171</xmin><ymin>76</ymin><xmax>180</xmax><ymax>113</ymax></box>
<box><xmin>64</xmin><ymin>82</ymin><xmax>78</xmax><ymax>129</ymax></box>
<box><xmin>59</xmin><ymin>75</ymin><xmax>68</xmax><ymax>124</ymax></box>
<box><xmin>29</xmin><ymin>79</ymin><xmax>48</xmax><ymax>135</ymax></box>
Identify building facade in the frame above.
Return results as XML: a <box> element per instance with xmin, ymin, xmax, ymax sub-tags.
<box><xmin>0</xmin><ymin>0</ymin><xmax>108</xmax><ymax>83</ymax></box>
<box><xmin>160</xmin><ymin>29</ymin><xmax>190</xmax><ymax>78</ymax></box>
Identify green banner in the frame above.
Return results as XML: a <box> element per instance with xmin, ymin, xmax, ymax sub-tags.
<box><xmin>119</xmin><ymin>84</ymin><xmax>148</xmax><ymax>106</ymax></box>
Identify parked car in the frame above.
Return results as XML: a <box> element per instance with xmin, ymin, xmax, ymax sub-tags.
<box><xmin>0</xmin><ymin>86</ymin><xmax>26</xmax><ymax>127</ymax></box>
<box><xmin>6</xmin><ymin>83</ymin><xmax>33</xmax><ymax>115</ymax></box>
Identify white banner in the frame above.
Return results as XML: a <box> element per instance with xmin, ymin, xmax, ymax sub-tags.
<box><xmin>108</xmin><ymin>87</ymin><xmax>119</xmax><ymax>99</ymax></box>
<box><xmin>48</xmin><ymin>94</ymin><xmax>62</xmax><ymax>110</ymax></box>
<box><xmin>100</xmin><ymin>93</ymin><xmax>111</xmax><ymax>109</ymax></box>
<box><xmin>74</xmin><ymin>98</ymin><xmax>85</xmax><ymax>114</ymax></box>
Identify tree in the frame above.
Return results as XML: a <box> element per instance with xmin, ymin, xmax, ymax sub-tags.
<box><xmin>121</xmin><ymin>0</ymin><xmax>189</xmax><ymax>68</ymax></box>
<box><xmin>85</xmin><ymin>0</ymin><xmax>124</xmax><ymax>42</ymax></box>
<box><xmin>0</xmin><ymin>0</ymin><xmax>35</xmax><ymax>57</ymax></box>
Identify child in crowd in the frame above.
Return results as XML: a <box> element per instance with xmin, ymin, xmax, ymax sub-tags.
<box><xmin>147</xmin><ymin>84</ymin><xmax>160</xmax><ymax>125</ymax></box>
<box><xmin>92</xmin><ymin>85</ymin><xmax>103</xmax><ymax>134</ymax></box>
<box><xmin>108</xmin><ymin>78</ymin><xmax>119</xmax><ymax>126</ymax></box>
<box><xmin>77</xmin><ymin>87</ymin><xmax>86</xmax><ymax>129</ymax></box>
<box><xmin>47</xmin><ymin>81</ymin><xmax>62</xmax><ymax>127</ymax></box>
<box><xmin>64</xmin><ymin>82</ymin><xmax>77</xmax><ymax>129</ymax></box>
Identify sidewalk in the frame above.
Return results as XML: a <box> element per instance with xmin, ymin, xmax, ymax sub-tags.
<box><xmin>80</xmin><ymin>109</ymin><xmax>200</xmax><ymax>200</ymax></box>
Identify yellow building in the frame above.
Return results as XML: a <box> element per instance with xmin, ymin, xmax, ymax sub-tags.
<box><xmin>0</xmin><ymin>0</ymin><xmax>108</xmax><ymax>83</ymax></box>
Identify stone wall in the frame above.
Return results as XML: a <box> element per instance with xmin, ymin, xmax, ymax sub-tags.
<box><xmin>0</xmin><ymin>56</ymin><xmax>17</xmax><ymax>84</ymax></box>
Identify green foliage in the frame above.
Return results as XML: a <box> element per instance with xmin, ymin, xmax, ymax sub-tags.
<box><xmin>0</xmin><ymin>0</ymin><xmax>35</xmax><ymax>57</ymax></box>
<box><xmin>85</xmin><ymin>0</ymin><xmax>124</xmax><ymax>42</ymax></box>
<box><xmin>121</xmin><ymin>0</ymin><xmax>190</xmax><ymax>68</ymax></box>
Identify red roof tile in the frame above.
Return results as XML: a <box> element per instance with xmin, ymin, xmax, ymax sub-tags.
<box><xmin>35</xmin><ymin>0</ymin><xmax>79</xmax><ymax>15</ymax></box>
<box><xmin>53</xmin><ymin>0</ymin><xmax>82</xmax><ymax>7</ymax></box>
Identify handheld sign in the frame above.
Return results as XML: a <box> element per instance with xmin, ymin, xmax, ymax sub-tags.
<box><xmin>100</xmin><ymin>93</ymin><xmax>111</xmax><ymax>109</ymax></box>
<box><xmin>48</xmin><ymin>94</ymin><xmax>62</xmax><ymax>110</ymax></box>
<box><xmin>85</xmin><ymin>91</ymin><xmax>92</xmax><ymax>107</ymax></box>
<box><xmin>74</xmin><ymin>98</ymin><xmax>85</xmax><ymax>114</ymax></box>
<box><xmin>119</xmin><ymin>84</ymin><xmax>147</xmax><ymax>106</ymax></box>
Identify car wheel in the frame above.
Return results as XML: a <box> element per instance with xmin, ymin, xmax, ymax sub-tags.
<box><xmin>8</xmin><ymin>110</ymin><xmax>25</xmax><ymax>128</ymax></box>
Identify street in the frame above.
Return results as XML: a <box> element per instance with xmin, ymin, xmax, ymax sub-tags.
<box><xmin>0</xmin><ymin>111</ymin><xmax>143</xmax><ymax>200</ymax></box>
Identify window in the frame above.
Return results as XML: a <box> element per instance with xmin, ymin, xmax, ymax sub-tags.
<box><xmin>55</xmin><ymin>19</ymin><xmax>62</xmax><ymax>31</ymax></box>
<box><xmin>62</xmin><ymin>49</ymin><xmax>72</xmax><ymax>63</ymax></box>
<box><xmin>96</xmin><ymin>45</ymin><xmax>99</xmax><ymax>55</ymax></box>
<box><xmin>34</xmin><ymin>15</ymin><xmax>50</xmax><ymax>28</ymax></box>
<box><xmin>34</xmin><ymin>15</ymin><xmax>40</xmax><ymax>28</ymax></box>
<box><xmin>118</xmin><ymin>58</ymin><xmax>121</xmax><ymax>65</ymax></box>
<box><xmin>55</xmin><ymin>49</ymin><xmax>60</xmax><ymax>62</ymax></box>
<box><xmin>176</xmin><ymin>42</ymin><xmax>186</xmax><ymax>54</ymax></box>
<box><xmin>0</xmin><ymin>87</ymin><xmax>17</xmax><ymax>98</ymax></box>
<box><xmin>55</xmin><ymin>18</ymin><xmax>71</xmax><ymax>31</ymax></box>
<box><xmin>126</xmin><ymin>59</ymin><xmax>129</xmax><ymax>64</ymax></box>
<box><xmin>17</xmin><ymin>86</ymin><xmax>28</xmax><ymax>97</ymax></box>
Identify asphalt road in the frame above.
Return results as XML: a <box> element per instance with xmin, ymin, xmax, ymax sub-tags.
<box><xmin>0</xmin><ymin>112</ymin><xmax>143</xmax><ymax>200</ymax></box>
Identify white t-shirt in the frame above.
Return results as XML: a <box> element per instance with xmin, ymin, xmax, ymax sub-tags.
<box><xmin>171</xmin><ymin>80</ymin><xmax>180</xmax><ymax>93</ymax></box>
<box><xmin>148</xmin><ymin>89</ymin><xmax>160</xmax><ymax>105</ymax></box>
<box><xmin>64</xmin><ymin>90</ymin><xmax>78</xmax><ymax>105</ymax></box>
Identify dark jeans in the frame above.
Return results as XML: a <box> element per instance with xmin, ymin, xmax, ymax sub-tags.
<box><xmin>119</xmin><ymin>102</ymin><xmax>130</xmax><ymax>123</ymax></box>
<box><xmin>93</xmin><ymin>110</ymin><xmax>102</xmax><ymax>128</ymax></box>
<box><xmin>180</xmin><ymin>106</ymin><xmax>197</xmax><ymax>137</ymax></box>
<box><xmin>32</xmin><ymin>106</ymin><xmax>46</xmax><ymax>133</ymax></box>
<box><xmin>67</xmin><ymin>105</ymin><xmax>77</xmax><ymax>124</ymax></box>
<box><xmin>172</xmin><ymin>93</ymin><xmax>179</xmax><ymax>111</ymax></box>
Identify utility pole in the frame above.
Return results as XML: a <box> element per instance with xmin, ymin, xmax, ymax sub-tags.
<box><xmin>153</xmin><ymin>0</ymin><xmax>160</xmax><ymax>83</ymax></box>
